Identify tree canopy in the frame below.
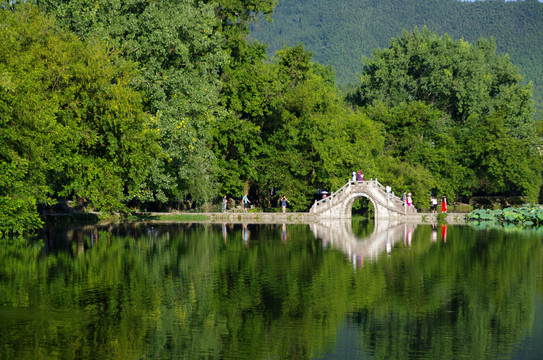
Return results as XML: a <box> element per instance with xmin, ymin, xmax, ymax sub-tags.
<box><xmin>36</xmin><ymin>0</ymin><xmax>229</xmax><ymax>206</ymax></box>
<box><xmin>0</xmin><ymin>2</ymin><xmax>541</xmax><ymax>235</ymax></box>
<box><xmin>249</xmin><ymin>0</ymin><xmax>543</xmax><ymax>114</ymax></box>
<box><xmin>0</xmin><ymin>4</ymin><xmax>159</xmax><ymax>235</ymax></box>
<box><xmin>349</xmin><ymin>28</ymin><xmax>542</xmax><ymax>202</ymax></box>
<box><xmin>213</xmin><ymin>44</ymin><xmax>386</xmax><ymax>210</ymax></box>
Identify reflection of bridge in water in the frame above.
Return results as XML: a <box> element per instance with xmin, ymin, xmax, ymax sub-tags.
<box><xmin>311</xmin><ymin>220</ymin><xmax>417</xmax><ymax>266</ymax></box>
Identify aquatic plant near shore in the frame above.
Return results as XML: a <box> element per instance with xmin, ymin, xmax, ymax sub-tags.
<box><xmin>466</xmin><ymin>206</ymin><xmax>543</xmax><ymax>225</ymax></box>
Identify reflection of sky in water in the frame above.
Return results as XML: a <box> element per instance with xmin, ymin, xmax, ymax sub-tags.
<box><xmin>313</xmin><ymin>319</ymin><xmax>371</xmax><ymax>360</ymax></box>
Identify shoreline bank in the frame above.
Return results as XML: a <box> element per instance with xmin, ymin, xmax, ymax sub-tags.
<box><xmin>42</xmin><ymin>211</ymin><xmax>467</xmax><ymax>225</ymax></box>
<box><xmin>128</xmin><ymin>211</ymin><xmax>467</xmax><ymax>224</ymax></box>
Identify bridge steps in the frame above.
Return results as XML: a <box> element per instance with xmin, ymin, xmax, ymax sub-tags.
<box><xmin>310</xmin><ymin>179</ymin><xmax>417</xmax><ymax>219</ymax></box>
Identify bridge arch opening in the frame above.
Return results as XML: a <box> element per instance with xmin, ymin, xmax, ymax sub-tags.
<box><xmin>351</xmin><ymin>196</ymin><xmax>375</xmax><ymax>219</ymax></box>
<box><xmin>343</xmin><ymin>193</ymin><xmax>380</xmax><ymax>221</ymax></box>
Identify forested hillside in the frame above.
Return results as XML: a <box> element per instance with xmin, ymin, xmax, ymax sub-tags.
<box><xmin>250</xmin><ymin>0</ymin><xmax>543</xmax><ymax>113</ymax></box>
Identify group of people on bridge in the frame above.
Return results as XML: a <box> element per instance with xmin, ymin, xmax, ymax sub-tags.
<box><xmin>352</xmin><ymin>170</ymin><xmax>450</xmax><ymax>213</ymax></box>
<box><xmin>352</xmin><ymin>170</ymin><xmax>414</xmax><ymax>209</ymax></box>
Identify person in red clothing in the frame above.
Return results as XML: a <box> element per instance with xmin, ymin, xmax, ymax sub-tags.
<box><xmin>441</xmin><ymin>195</ymin><xmax>447</xmax><ymax>213</ymax></box>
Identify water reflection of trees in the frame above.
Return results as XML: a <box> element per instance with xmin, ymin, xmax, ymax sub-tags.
<box><xmin>0</xmin><ymin>223</ymin><xmax>541</xmax><ymax>359</ymax></box>
<box><xmin>346</xmin><ymin>226</ymin><xmax>541</xmax><ymax>359</ymax></box>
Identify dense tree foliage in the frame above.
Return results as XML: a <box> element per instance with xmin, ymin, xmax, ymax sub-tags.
<box><xmin>249</xmin><ymin>0</ymin><xmax>543</xmax><ymax>114</ymax></box>
<box><xmin>0</xmin><ymin>5</ymin><xmax>158</xmax><ymax>235</ymax></box>
<box><xmin>1</xmin><ymin>1</ymin><xmax>542</xmax><ymax>234</ymax></box>
<box><xmin>349</xmin><ymin>28</ymin><xmax>542</xmax><ymax>204</ymax></box>
<box><xmin>36</xmin><ymin>0</ymin><xmax>229</xmax><ymax>206</ymax></box>
<box><xmin>214</xmin><ymin>44</ymin><xmax>386</xmax><ymax>210</ymax></box>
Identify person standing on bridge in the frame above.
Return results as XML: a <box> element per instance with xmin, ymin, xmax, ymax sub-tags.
<box><xmin>402</xmin><ymin>191</ymin><xmax>407</xmax><ymax>206</ymax></box>
<box><xmin>352</xmin><ymin>171</ymin><xmax>356</xmax><ymax>182</ymax></box>
<box><xmin>280</xmin><ymin>195</ymin><xmax>290</xmax><ymax>213</ymax></box>
<box><xmin>357</xmin><ymin>171</ymin><xmax>364</xmax><ymax>182</ymax></box>
<box><xmin>385</xmin><ymin>184</ymin><xmax>391</xmax><ymax>200</ymax></box>
<box><xmin>407</xmin><ymin>193</ymin><xmax>413</xmax><ymax>208</ymax></box>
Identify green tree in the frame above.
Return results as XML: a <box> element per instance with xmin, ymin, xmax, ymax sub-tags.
<box><xmin>37</xmin><ymin>0</ymin><xmax>228</xmax><ymax>207</ymax></box>
<box><xmin>259</xmin><ymin>46</ymin><xmax>386</xmax><ymax>210</ymax></box>
<box><xmin>352</xmin><ymin>28</ymin><xmax>534</xmax><ymax>128</ymax></box>
<box><xmin>350</xmin><ymin>28</ymin><xmax>542</xmax><ymax>202</ymax></box>
<box><xmin>211</xmin><ymin>42</ymin><xmax>280</xmax><ymax>201</ymax></box>
<box><xmin>213</xmin><ymin>43</ymin><xmax>387</xmax><ymax>211</ymax></box>
<box><xmin>250</xmin><ymin>0</ymin><xmax>543</xmax><ymax>114</ymax></box>
<box><xmin>465</xmin><ymin>110</ymin><xmax>542</xmax><ymax>199</ymax></box>
<box><xmin>363</xmin><ymin>101</ymin><xmax>464</xmax><ymax>204</ymax></box>
<box><xmin>207</xmin><ymin>0</ymin><xmax>281</xmax><ymax>205</ymax></box>
<box><xmin>0</xmin><ymin>5</ymin><xmax>158</xmax><ymax>235</ymax></box>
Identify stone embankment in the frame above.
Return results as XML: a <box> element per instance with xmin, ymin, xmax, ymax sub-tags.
<box><xmin>147</xmin><ymin>212</ymin><xmax>466</xmax><ymax>224</ymax></box>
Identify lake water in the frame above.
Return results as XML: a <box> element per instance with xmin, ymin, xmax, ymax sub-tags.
<box><xmin>1</xmin><ymin>221</ymin><xmax>542</xmax><ymax>359</ymax></box>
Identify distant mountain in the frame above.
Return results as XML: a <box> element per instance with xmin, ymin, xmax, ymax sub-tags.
<box><xmin>250</xmin><ymin>0</ymin><xmax>543</xmax><ymax>113</ymax></box>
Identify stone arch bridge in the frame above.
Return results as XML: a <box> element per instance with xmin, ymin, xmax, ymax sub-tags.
<box><xmin>309</xmin><ymin>179</ymin><xmax>416</xmax><ymax>219</ymax></box>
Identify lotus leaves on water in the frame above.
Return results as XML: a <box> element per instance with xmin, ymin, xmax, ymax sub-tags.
<box><xmin>467</xmin><ymin>206</ymin><xmax>543</xmax><ymax>225</ymax></box>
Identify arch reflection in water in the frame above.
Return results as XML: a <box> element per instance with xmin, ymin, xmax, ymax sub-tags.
<box><xmin>311</xmin><ymin>219</ymin><xmax>417</xmax><ymax>266</ymax></box>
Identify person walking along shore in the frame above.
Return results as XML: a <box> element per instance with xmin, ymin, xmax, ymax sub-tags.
<box><xmin>243</xmin><ymin>193</ymin><xmax>251</xmax><ymax>213</ymax></box>
<box><xmin>222</xmin><ymin>195</ymin><xmax>228</xmax><ymax>212</ymax></box>
<box><xmin>280</xmin><ymin>196</ymin><xmax>290</xmax><ymax>213</ymax></box>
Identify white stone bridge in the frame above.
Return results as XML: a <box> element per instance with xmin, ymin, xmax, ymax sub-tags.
<box><xmin>309</xmin><ymin>179</ymin><xmax>416</xmax><ymax>219</ymax></box>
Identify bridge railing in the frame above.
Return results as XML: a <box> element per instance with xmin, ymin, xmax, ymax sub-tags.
<box><xmin>377</xmin><ymin>183</ymin><xmax>407</xmax><ymax>212</ymax></box>
<box><xmin>365</xmin><ymin>181</ymin><xmax>416</xmax><ymax>214</ymax></box>
<box><xmin>310</xmin><ymin>179</ymin><xmax>379</xmax><ymax>213</ymax></box>
<box><xmin>310</xmin><ymin>179</ymin><xmax>415</xmax><ymax>214</ymax></box>
<box><xmin>354</xmin><ymin>180</ymin><xmax>407</xmax><ymax>213</ymax></box>
<box><xmin>310</xmin><ymin>181</ymin><xmax>349</xmax><ymax>213</ymax></box>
